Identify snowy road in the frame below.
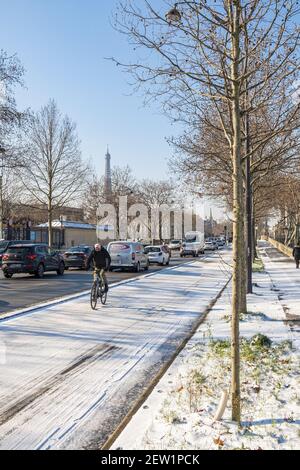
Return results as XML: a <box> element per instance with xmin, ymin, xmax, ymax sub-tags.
<box><xmin>0</xmin><ymin>251</ymin><xmax>231</xmax><ymax>450</ymax></box>
<box><xmin>0</xmin><ymin>254</ymin><xmax>190</xmax><ymax>315</ymax></box>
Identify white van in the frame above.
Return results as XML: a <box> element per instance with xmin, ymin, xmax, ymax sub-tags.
<box><xmin>180</xmin><ymin>231</ymin><xmax>205</xmax><ymax>257</ymax></box>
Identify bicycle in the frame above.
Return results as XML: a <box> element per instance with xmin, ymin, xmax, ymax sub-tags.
<box><xmin>90</xmin><ymin>268</ymin><xmax>107</xmax><ymax>309</ymax></box>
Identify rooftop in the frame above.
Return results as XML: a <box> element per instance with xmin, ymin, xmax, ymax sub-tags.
<box><xmin>37</xmin><ymin>220</ymin><xmax>96</xmax><ymax>230</ymax></box>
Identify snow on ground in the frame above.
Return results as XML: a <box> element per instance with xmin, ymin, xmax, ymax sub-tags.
<box><xmin>113</xmin><ymin>243</ymin><xmax>300</xmax><ymax>450</ymax></box>
<box><xmin>259</xmin><ymin>242</ymin><xmax>300</xmax><ymax>349</ymax></box>
<box><xmin>0</xmin><ymin>253</ymin><xmax>231</xmax><ymax>450</ymax></box>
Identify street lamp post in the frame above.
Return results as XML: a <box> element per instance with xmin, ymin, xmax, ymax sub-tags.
<box><xmin>245</xmin><ymin>95</ymin><xmax>253</xmax><ymax>294</ymax></box>
<box><xmin>0</xmin><ymin>146</ymin><xmax>5</xmax><ymax>240</ymax></box>
<box><xmin>26</xmin><ymin>220</ymin><xmax>32</xmax><ymax>241</ymax></box>
<box><xmin>59</xmin><ymin>215</ymin><xmax>64</xmax><ymax>250</ymax></box>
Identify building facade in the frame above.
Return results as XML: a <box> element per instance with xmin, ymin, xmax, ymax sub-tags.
<box><xmin>31</xmin><ymin>220</ymin><xmax>97</xmax><ymax>249</ymax></box>
<box><xmin>2</xmin><ymin>204</ymin><xmax>85</xmax><ymax>241</ymax></box>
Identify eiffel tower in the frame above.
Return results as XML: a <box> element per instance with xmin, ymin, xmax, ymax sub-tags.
<box><xmin>104</xmin><ymin>146</ymin><xmax>112</xmax><ymax>202</ymax></box>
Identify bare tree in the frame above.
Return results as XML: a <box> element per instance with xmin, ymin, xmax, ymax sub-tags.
<box><xmin>0</xmin><ymin>50</ymin><xmax>24</xmax><ymax>139</ymax></box>
<box><xmin>111</xmin><ymin>165</ymin><xmax>137</xmax><ymax>198</ymax></box>
<box><xmin>170</xmin><ymin>99</ymin><xmax>300</xmax><ymax>254</ymax></box>
<box><xmin>0</xmin><ymin>50</ymin><xmax>26</xmax><ymax>238</ymax></box>
<box><xmin>113</xmin><ymin>0</ymin><xmax>300</xmax><ymax>422</ymax></box>
<box><xmin>268</xmin><ymin>174</ymin><xmax>300</xmax><ymax>245</ymax></box>
<box><xmin>84</xmin><ymin>176</ymin><xmax>106</xmax><ymax>224</ymax></box>
<box><xmin>137</xmin><ymin>179</ymin><xmax>176</xmax><ymax>241</ymax></box>
<box><xmin>17</xmin><ymin>100</ymin><xmax>89</xmax><ymax>247</ymax></box>
<box><xmin>84</xmin><ymin>165</ymin><xmax>138</xmax><ymax>224</ymax></box>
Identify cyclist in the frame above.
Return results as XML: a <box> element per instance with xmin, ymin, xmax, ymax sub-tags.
<box><xmin>87</xmin><ymin>243</ymin><xmax>111</xmax><ymax>292</ymax></box>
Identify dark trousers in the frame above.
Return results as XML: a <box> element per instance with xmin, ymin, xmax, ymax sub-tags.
<box><xmin>93</xmin><ymin>268</ymin><xmax>108</xmax><ymax>286</ymax></box>
<box><xmin>295</xmin><ymin>258</ymin><xmax>300</xmax><ymax>269</ymax></box>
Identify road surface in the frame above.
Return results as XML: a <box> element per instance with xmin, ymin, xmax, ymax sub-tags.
<box><xmin>0</xmin><ymin>253</ymin><xmax>189</xmax><ymax>315</ymax></box>
<box><xmin>0</xmin><ymin>249</ymin><xmax>231</xmax><ymax>450</ymax></box>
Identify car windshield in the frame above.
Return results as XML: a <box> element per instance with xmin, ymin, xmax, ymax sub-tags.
<box><xmin>144</xmin><ymin>246</ymin><xmax>161</xmax><ymax>253</ymax></box>
<box><xmin>171</xmin><ymin>240</ymin><xmax>180</xmax><ymax>244</ymax></box>
<box><xmin>6</xmin><ymin>247</ymin><xmax>32</xmax><ymax>256</ymax></box>
<box><xmin>68</xmin><ymin>246</ymin><xmax>88</xmax><ymax>252</ymax></box>
<box><xmin>185</xmin><ymin>236</ymin><xmax>196</xmax><ymax>242</ymax></box>
<box><xmin>109</xmin><ymin>243</ymin><xmax>131</xmax><ymax>253</ymax></box>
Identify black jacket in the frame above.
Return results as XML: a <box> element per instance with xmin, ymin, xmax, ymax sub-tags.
<box><xmin>292</xmin><ymin>246</ymin><xmax>300</xmax><ymax>259</ymax></box>
<box><xmin>87</xmin><ymin>247</ymin><xmax>111</xmax><ymax>269</ymax></box>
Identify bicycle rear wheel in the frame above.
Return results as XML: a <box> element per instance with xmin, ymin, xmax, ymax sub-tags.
<box><xmin>90</xmin><ymin>281</ymin><xmax>98</xmax><ymax>310</ymax></box>
<box><xmin>99</xmin><ymin>280</ymin><xmax>107</xmax><ymax>305</ymax></box>
<box><xmin>100</xmin><ymin>285</ymin><xmax>107</xmax><ymax>305</ymax></box>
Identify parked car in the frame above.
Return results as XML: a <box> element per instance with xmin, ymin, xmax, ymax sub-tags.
<box><xmin>204</xmin><ymin>241</ymin><xmax>217</xmax><ymax>251</ymax></box>
<box><xmin>107</xmin><ymin>241</ymin><xmax>149</xmax><ymax>272</ymax></box>
<box><xmin>216</xmin><ymin>238</ymin><xmax>225</xmax><ymax>248</ymax></box>
<box><xmin>0</xmin><ymin>240</ymin><xmax>34</xmax><ymax>267</ymax></box>
<box><xmin>209</xmin><ymin>238</ymin><xmax>219</xmax><ymax>250</ymax></box>
<box><xmin>144</xmin><ymin>245</ymin><xmax>170</xmax><ymax>266</ymax></box>
<box><xmin>168</xmin><ymin>239</ymin><xmax>182</xmax><ymax>251</ymax></box>
<box><xmin>180</xmin><ymin>231</ymin><xmax>205</xmax><ymax>257</ymax></box>
<box><xmin>63</xmin><ymin>245</ymin><xmax>93</xmax><ymax>270</ymax></box>
<box><xmin>1</xmin><ymin>244</ymin><xmax>65</xmax><ymax>279</ymax></box>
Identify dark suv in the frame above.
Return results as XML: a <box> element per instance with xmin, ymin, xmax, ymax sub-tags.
<box><xmin>1</xmin><ymin>244</ymin><xmax>65</xmax><ymax>279</ymax></box>
<box><xmin>0</xmin><ymin>240</ymin><xmax>34</xmax><ymax>267</ymax></box>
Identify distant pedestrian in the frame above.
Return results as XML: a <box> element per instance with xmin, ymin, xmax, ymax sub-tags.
<box><xmin>292</xmin><ymin>243</ymin><xmax>300</xmax><ymax>269</ymax></box>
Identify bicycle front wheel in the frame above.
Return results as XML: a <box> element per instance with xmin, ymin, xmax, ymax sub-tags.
<box><xmin>90</xmin><ymin>281</ymin><xmax>98</xmax><ymax>310</ymax></box>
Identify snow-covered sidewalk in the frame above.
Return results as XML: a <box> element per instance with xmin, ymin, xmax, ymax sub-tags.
<box><xmin>259</xmin><ymin>242</ymin><xmax>300</xmax><ymax>346</ymax></box>
<box><xmin>0</xmin><ymin>253</ymin><xmax>231</xmax><ymax>450</ymax></box>
<box><xmin>113</xmin><ymin>243</ymin><xmax>300</xmax><ymax>450</ymax></box>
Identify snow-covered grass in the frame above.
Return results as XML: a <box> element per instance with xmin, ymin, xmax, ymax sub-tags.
<box><xmin>252</xmin><ymin>258</ymin><xmax>265</xmax><ymax>273</ymax></box>
<box><xmin>113</xmin><ymin>247</ymin><xmax>300</xmax><ymax>450</ymax></box>
<box><xmin>139</xmin><ymin>334</ymin><xmax>299</xmax><ymax>450</ymax></box>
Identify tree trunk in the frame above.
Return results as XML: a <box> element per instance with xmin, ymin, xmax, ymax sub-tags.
<box><xmin>295</xmin><ymin>216</ymin><xmax>300</xmax><ymax>245</ymax></box>
<box><xmin>240</xmin><ymin>220</ymin><xmax>247</xmax><ymax>314</ymax></box>
<box><xmin>240</xmin><ymin>161</ymin><xmax>247</xmax><ymax>314</ymax></box>
<box><xmin>48</xmin><ymin>201</ymin><xmax>53</xmax><ymax>248</ymax></box>
<box><xmin>231</xmin><ymin>0</ymin><xmax>244</xmax><ymax>424</ymax></box>
<box><xmin>159</xmin><ymin>212</ymin><xmax>163</xmax><ymax>242</ymax></box>
<box><xmin>0</xmin><ymin>174</ymin><xmax>3</xmax><ymax>240</ymax></box>
<box><xmin>245</xmin><ymin>119</ymin><xmax>253</xmax><ymax>294</ymax></box>
<box><xmin>252</xmin><ymin>205</ymin><xmax>257</xmax><ymax>260</ymax></box>
<box><xmin>231</xmin><ymin>121</ymin><xmax>243</xmax><ymax>424</ymax></box>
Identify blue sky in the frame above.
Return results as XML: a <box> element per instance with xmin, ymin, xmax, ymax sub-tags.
<box><xmin>0</xmin><ymin>0</ymin><xmax>177</xmax><ymax>180</ymax></box>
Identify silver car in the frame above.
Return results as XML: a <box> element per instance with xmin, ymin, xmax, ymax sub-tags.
<box><xmin>168</xmin><ymin>239</ymin><xmax>182</xmax><ymax>251</ymax></box>
<box><xmin>204</xmin><ymin>241</ymin><xmax>216</xmax><ymax>251</ymax></box>
<box><xmin>107</xmin><ymin>241</ymin><xmax>149</xmax><ymax>272</ymax></box>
